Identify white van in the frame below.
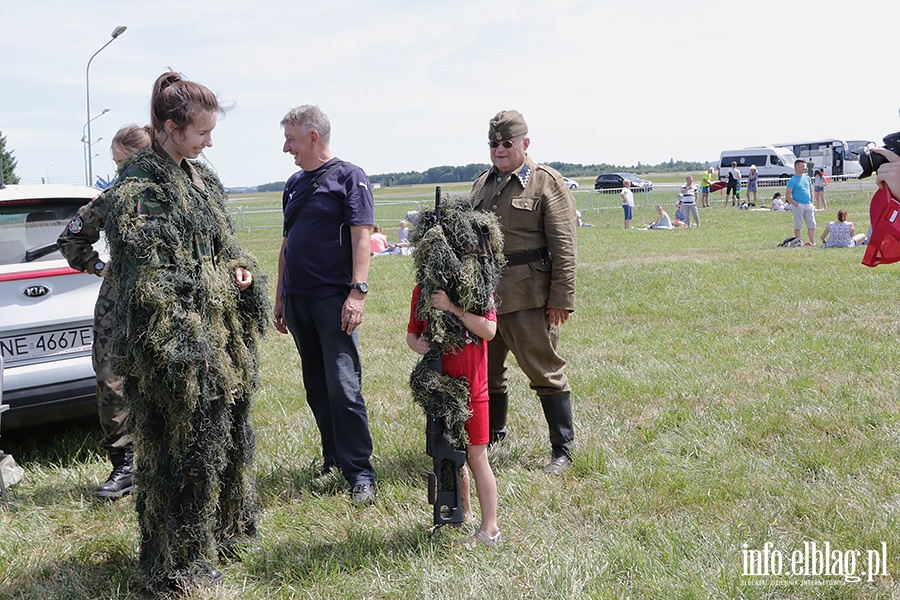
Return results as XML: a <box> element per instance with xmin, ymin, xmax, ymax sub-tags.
<box><xmin>717</xmin><ymin>146</ymin><xmax>797</xmax><ymax>181</ymax></box>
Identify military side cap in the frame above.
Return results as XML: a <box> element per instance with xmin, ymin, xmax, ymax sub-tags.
<box><xmin>489</xmin><ymin>110</ymin><xmax>528</xmax><ymax>141</ymax></box>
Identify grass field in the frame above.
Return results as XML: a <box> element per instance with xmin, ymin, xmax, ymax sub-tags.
<box><xmin>3</xmin><ymin>182</ymin><xmax>900</xmax><ymax>599</ymax></box>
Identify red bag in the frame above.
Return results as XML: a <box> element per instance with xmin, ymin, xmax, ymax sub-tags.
<box><xmin>862</xmin><ymin>185</ymin><xmax>900</xmax><ymax>266</ymax></box>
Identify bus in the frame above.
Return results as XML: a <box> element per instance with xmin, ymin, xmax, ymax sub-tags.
<box><xmin>772</xmin><ymin>138</ymin><xmax>874</xmax><ymax>177</ymax></box>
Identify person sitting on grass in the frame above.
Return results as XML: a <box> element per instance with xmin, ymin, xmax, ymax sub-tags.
<box><xmin>648</xmin><ymin>205</ymin><xmax>673</xmax><ymax>229</ymax></box>
<box><xmin>370</xmin><ymin>223</ymin><xmax>389</xmax><ymax>254</ymax></box>
<box><xmin>820</xmin><ymin>209</ymin><xmax>866</xmax><ymax>248</ymax></box>
<box><xmin>376</xmin><ymin>221</ymin><xmax>413</xmax><ymax>256</ymax></box>
<box><xmin>769</xmin><ymin>192</ymin><xmax>787</xmax><ymax>211</ymax></box>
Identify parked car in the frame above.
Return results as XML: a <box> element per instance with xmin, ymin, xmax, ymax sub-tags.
<box><xmin>0</xmin><ymin>184</ymin><xmax>103</xmax><ymax>430</ymax></box>
<box><xmin>563</xmin><ymin>177</ymin><xmax>579</xmax><ymax>190</ymax></box>
<box><xmin>594</xmin><ymin>173</ymin><xmax>653</xmax><ymax>193</ymax></box>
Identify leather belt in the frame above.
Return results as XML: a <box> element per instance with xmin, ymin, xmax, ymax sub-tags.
<box><xmin>505</xmin><ymin>247</ymin><xmax>551</xmax><ymax>266</ymax></box>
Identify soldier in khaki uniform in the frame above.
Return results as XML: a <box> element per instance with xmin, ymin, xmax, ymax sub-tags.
<box><xmin>470</xmin><ymin>110</ymin><xmax>577</xmax><ymax>475</ymax></box>
<box><xmin>57</xmin><ymin>125</ymin><xmax>150</xmax><ymax>499</ymax></box>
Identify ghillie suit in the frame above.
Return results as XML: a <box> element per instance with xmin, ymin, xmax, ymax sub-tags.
<box><xmin>103</xmin><ymin>146</ymin><xmax>269</xmax><ymax>589</ymax></box>
<box><xmin>407</xmin><ymin>192</ymin><xmax>505</xmax><ymax>523</ymax></box>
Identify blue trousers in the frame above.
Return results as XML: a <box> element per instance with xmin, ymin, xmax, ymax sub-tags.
<box><xmin>283</xmin><ymin>293</ymin><xmax>376</xmax><ymax>486</ymax></box>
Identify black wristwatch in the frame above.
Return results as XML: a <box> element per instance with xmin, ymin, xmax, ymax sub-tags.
<box><xmin>350</xmin><ymin>282</ymin><xmax>369</xmax><ymax>294</ymax></box>
<box><xmin>93</xmin><ymin>260</ymin><xmax>106</xmax><ymax>276</ymax></box>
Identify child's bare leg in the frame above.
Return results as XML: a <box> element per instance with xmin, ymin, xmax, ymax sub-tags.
<box><xmin>466</xmin><ymin>444</ymin><xmax>499</xmax><ymax>537</ymax></box>
<box><xmin>459</xmin><ymin>465</ymin><xmax>474</xmax><ymax>524</ymax></box>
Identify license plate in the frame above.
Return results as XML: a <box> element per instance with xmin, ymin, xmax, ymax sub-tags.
<box><xmin>0</xmin><ymin>327</ymin><xmax>93</xmax><ymax>364</ymax></box>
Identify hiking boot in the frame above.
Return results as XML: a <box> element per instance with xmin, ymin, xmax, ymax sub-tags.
<box><xmin>155</xmin><ymin>561</ymin><xmax>223</xmax><ymax>594</ymax></box>
<box><xmin>94</xmin><ymin>446</ymin><xmax>134</xmax><ymax>499</ymax></box>
<box><xmin>545</xmin><ymin>454</ymin><xmax>573</xmax><ymax>476</ymax></box>
<box><xmin>349</xmin><ymin>483</ymin><xmax>376</xmax><ymax>506</ymax></box>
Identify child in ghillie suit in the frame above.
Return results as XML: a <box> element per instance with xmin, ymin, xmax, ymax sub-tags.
<box><xmin>406</xmin><ymin>194</ymin><xmax>504</xmax><ymax>548</ymax></box>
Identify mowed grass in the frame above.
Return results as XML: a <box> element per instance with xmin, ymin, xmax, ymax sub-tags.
<box><xmin>3</xmin><ymin>184</ymin><xmax>900</xmax><ymax>599</ymax></box>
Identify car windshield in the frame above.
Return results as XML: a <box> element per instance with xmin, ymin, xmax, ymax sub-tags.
<box><xmin>0</xmin><ymin>198</ymin><xmax>84</xmax><ymax>265</ymax></box>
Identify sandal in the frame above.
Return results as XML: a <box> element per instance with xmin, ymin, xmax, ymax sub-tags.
<box><xmin>458</xmin><ymin>529</ymin><xmax>502</xmax><ymax>549</ymax></box>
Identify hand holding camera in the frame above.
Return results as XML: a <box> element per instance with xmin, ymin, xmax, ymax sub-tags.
<box><xmin>856</xmin><ymin>131</ymin><xmax>900</xmax><ymax>179</ymax></box>
<box><xmin>874</xmin><ymin>147</ymin><xmax>900</xmax><ymax>199</ymax></box>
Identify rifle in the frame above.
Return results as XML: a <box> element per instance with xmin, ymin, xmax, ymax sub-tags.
<box><xmin>424</xmin><ymin>185</ymin><xmax>468</xmax><ymax>526</ymax></box>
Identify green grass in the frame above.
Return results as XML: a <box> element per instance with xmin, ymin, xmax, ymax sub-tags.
<box><xmin>2</xmin><ymin>185</ymin><xmax>899</xmax><ymax>599</ymax></box>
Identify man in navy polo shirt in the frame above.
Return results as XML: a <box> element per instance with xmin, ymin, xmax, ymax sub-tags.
<box><xmin>274</xmin><ymin>105</ymin><xmax>377</xmax><ymax>505</ymax></box>
<box><xmin>786</xmin><ymin>158</ymin><xmax>816</xmax><ymax>245</ymax></box>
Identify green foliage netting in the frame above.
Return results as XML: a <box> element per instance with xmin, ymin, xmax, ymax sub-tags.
<box><xmin>104</xmin><ymin>148</ymin><xmax>269</xmax><ymax>587</ymax></box>
<box><xmin>407</xmin><ymin>194</ymin><xmax>505</xmax><ymax>448</ymax></box>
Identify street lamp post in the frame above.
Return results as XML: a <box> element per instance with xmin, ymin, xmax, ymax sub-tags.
<box><xmin>82</xmin><ymin>107</ymin><xmax>111</xmax><ymax>186</ymax></box>
<box><xmin>85</xmin><ymin>25</ymin><xmax>126</xmax><ymax>186</ymax></box>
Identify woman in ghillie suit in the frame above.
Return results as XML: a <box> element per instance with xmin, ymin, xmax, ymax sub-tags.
<box><xmin>103</xmin><ymin>71</ymin><xmax>268</xmax><ymax>592</ymax></box>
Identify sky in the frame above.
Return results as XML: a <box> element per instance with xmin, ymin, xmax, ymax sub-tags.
<box><xmin>2</xmin><ymin>0</ymin><xmax>899</xmax><ymax>188</ymax></box>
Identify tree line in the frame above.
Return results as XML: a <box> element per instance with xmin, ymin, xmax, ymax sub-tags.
<box><xmin>0</xmin><ymin>131</ymin><xmax>707</xmax><ymax>191</ymax></box>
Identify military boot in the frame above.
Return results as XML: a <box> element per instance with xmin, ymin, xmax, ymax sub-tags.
<box><xmin>94</xmin><ymin>445</ymin><xmax>134</xmax><ymax>499</ymax></box>
<box><xmin>539</xmin><ymin>393</ymin><xmax>574</xmax><ymax>475</ymax></box>
<box><xmin>488</xmin><ymin>392</ymin><xmax>509</xmax><ymax>446</ymax></box>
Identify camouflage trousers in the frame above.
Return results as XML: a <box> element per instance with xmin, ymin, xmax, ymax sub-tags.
<box><xmin>93</xmin><ymin>279</ymin><xmax>131</xmax><ymax>451</ymax></box>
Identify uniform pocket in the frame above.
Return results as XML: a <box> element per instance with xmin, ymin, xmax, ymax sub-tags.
<box><xmin>509</xmin><ymin>197</ymin><xmax>541</xmax><ymax>231</ymax></box>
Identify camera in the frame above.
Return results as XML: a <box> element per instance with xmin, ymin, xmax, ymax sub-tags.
<box><xmin>856</xmin><ymin>131</ymin><xmax>900</xmax><ymax>178</ymax></box>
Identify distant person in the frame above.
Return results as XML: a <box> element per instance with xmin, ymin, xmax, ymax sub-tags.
<box><xmin>469</xmin><ymin>110</ymin><xmax>577</xmax><ymax>475</ymax></box>
<box><xmin>377</xmin><ymin>219</ymin><xmax>412</xmax><ymax>255</ymax></box>
<box><xmin>726</xmin><ymin>161</ymin><xmax>741</xmax><ymax>206</ymax></box>
<box><xmin>58</xmin><ymin>124</ymin><xmax>151</xmax><ymax>500</ymax></box>
<box><xmin>370</xmin><ymin>223</ymin><xmax>389</xmax><ymax>254</ymax></box>
<box><xmin>701</xmin><ymin>167</ymin><xmax>714</xmax><ymax>207</ymax></box>
<box><xmin>648</xmin><ymin>204</ymin><xmax>673</xmax><ymax>229</ymax></box>
<box><xmin>786</xmin><ymin>158</ymin><xmax>816</xmax><ymax>244</ymax></box>
<box><xmin>621</xmin><ymin>179</ymin><xmax>634</xmax><ymax>229</ymax></box>
<box><xmin>769</xmin><ymin>192</ymin><xmax>787</xmax><ymax>211</ymax></box>
<box><xmin>575</xmin><ymin>209</ymin><xmax>593</xmax><ymax>227</ymax></box>
<box><xmin>746</xmin><ymin>165</ymin><xmax>759</xmax><ymax>206</ymax></box>
<box><xmin>398</xmin><ymin>219</ymin><xmax>410</xmax><ymax>244</ymax></box>
<box><xmin>680</xmin><ymin>175</ymin><xmax>699</xmax><ymax>227</ymax></box>
<box><xmin>274</xmin><ymin>104</ymin><xmax>378</xmax><ymax>505</ymax></box>
<box><xmin>813</xmin><ymin>169</ymin><xmax>828</xmax><ymax>211</ymax></box>
<box><xmin>820</xmin><ymin>209</ymin><xmax>866</xmax><ymax>247</ymax></box>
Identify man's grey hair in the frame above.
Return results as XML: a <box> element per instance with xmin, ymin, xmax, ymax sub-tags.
<box><xmin>281</xmin><ymin>105</ymin><xmax>331</xmax><ymax>145</ymax></box>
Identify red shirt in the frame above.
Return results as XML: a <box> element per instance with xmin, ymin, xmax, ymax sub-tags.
<box><xmin>407</xmin><ymin>285</ymin><xmax>495</xmax><ymax>404</ymax></box>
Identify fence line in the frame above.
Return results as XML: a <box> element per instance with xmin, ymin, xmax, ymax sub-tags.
<box><xmin>228</xmin><ymin>178</ymin><xmax>880</xmax><ymax>231</ymax></box>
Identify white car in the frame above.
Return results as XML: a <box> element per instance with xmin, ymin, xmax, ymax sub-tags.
<box><xmin>0</xmin><ymin>184</ymin><xmax>103</xmax><ymax>430</ymax></box>
<box><xmin>563</xmin><ymin>177</ymin><xmax>579</xmax><ymax>190</ymax></box>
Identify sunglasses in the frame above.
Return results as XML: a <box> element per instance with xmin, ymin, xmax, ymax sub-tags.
<box><xmin>488</xmin><ymin>137</ymin><xmax>525</xmax><ymax>149</ymax></box>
